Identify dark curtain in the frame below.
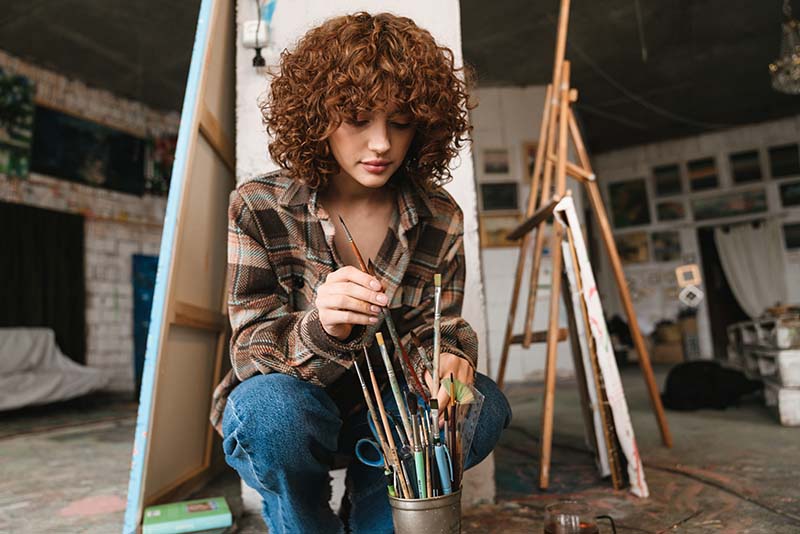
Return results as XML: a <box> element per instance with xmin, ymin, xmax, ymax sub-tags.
<box><xmin>0</xmin><ymin>201</ymin><xmax>86</xmax><ymax>364</ymax></box>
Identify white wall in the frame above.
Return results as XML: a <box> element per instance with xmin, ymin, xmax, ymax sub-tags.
<box><xmin>593</xmin><ymin>116</ymin><xmax>800</xmax><ymax>358</ymax></box>
<box><xmin>235</xmin><ymin>0</ymin><xmax>494</xmax><ymax>505</ymax></box>
<box><xmin>471</xmin><ymin>86</ymin><xmax>583</xmax><ymax>382</ymax></box>
<box><xmin>0</xmin><ymin>50</ymin><xmax>174</xmax><ymax>392</ymax></box>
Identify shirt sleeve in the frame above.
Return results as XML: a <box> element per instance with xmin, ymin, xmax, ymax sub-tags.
<box><xmin>227</xmin><ymin>190</ymin><xmax>365</xmax><ymax>385</ymax></box>
<box><xmin>402</xmin><ymin>208</ymin><xmax>478</xmax><ymax>388</ymax></box>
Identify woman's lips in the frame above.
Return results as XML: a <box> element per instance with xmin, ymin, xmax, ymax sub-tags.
<box><xmin>362</xmin><ymin>162</ymin><xmax>391</xmax><ymax>174</ymax></box>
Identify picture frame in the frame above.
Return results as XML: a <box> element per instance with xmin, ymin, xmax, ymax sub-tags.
<box><xmin>652</xmin><ymin>231</ymin><xmax>681</xmax><ymax>262</ymax></box>
<box><xmin>608</xmin><ymin>178</ymin><xmax>651</xmax><ymax>228</ymax></box>
<box><xmin>784</xmin><ymin>222</ymin><xmax>800</xmax><ymax>250</ymax></box>
<box><xmin>729</xmin><ymin>150</ymin><xmax>762</xmax><ymax>184</ymax></box>
<box><xmin>652</xmin><ymin>163</ymin><xmax>682</xmax><ymax>196</ymax></box>
<box><xmin>768</xmin><ymin>143</ymin><xmax>800</xmax><ymax>179</ymax></box>
<box><xmin>675</xmin><ymin>264</ymin><xmax>701</xmax><ymax>288</ymax></box>
<box><xmin>656</xmin><ymin>200</ymin><xmax>685</xmax><ymax>222</ymax></box>
<box><xmin>480</xmin><ymin>181</ymin><xmax>519</xmax><ymax>212</ymax></box>
<box><xmin>483</xmin><ymin>148</ymin><xmax>510</xmax><ymax>174</ymax></box>
<box><xmin>479</xmin><ymin>213</ymin><xmax>523</xmax><ymax>248</ymax></box>
<box><xmin>614</xmin><ymin>231</ymin><xmax>649</xmax><ymax>264</ymax></box>
<box><xmin>691</xmin><ymin>189</ymin><xmax>767</xmax><ymax>221</ymax></box>
<box><xmin>779</xmin><ymin>181</ymin><xmax>800</xmax><ymax>207</ymax></box>
<box><xmin>687</xmin><ymin>157</ymin><xmax>718</xmax><ymax>191</ymax></box>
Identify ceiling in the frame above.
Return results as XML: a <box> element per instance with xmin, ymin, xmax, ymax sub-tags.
<box><xmin>1</xmin><ymin>0</ymin><xmax>798</xmax><ymax>153</ymax></box>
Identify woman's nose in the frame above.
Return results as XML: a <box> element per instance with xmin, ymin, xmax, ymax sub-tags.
<box><xmin>367</xmin><ymin>120</ymin><xmax>390</xmax><ymax>154</ymax></box>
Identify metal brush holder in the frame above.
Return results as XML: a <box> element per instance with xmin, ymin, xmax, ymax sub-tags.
<box><xmin>388</xmin><ymin>489</ymin><xmax>462</xmax><ymax>534</ymax></box>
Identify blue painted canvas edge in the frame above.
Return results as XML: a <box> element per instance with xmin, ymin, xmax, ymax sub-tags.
<box><xmin>123</xmin><ymin>0</ymin><xmax>215</xmax><ymax>531</ymax></box>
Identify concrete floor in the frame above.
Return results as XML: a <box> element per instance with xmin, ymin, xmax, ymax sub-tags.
<box><xmin>1</xmin><ymin>366</ymin><xmax>798</xmax><ymax>533</ymax></box>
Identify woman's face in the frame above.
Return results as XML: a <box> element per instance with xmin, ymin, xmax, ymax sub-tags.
<box><xmin>327</xmin><ymin>106</ymin><xmax>416</xmax><ymax>191</ymax></box>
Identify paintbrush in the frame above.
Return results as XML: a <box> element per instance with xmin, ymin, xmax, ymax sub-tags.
<box><xmin>409</xmin><ymin>331</ymin><xmax>433</xmax><ymax>374</ymax></box>
<box><xmin>352</xmin><ymin>354</ymin><xmax>390</xmax><ymax>459</ymax></box>
<box><xmin>363</xmin><ymin>346</ymin><xmax>412</xmax><ymax>498</ymax></box>
<box><xmin>407</xmin><ymin>391</ymin><xmax>427</xmax><ymax>499</ymax></box>
<box><xmin>337</xmin><ymin>215</ymin><xmax>429</xmax><ymax>402</ymax></box>
<box><xmin>430</xmin><ymin>273</ymin><xmax>443</xmax><ymax>437</ymax></box>
<box><xmin>375</xmin><ymin>333</ymin><xmax>414</xmax><ymax>448</ymax></box>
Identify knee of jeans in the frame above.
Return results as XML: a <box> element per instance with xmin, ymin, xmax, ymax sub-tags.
<box><xmin>223</xmin><ymin>373</ymin><xmax>341</xmax><ymax>464</ymax></box>
<box><xmin>474</xmin><ymin>373</ymin><xmax>513</xmax><ymax>433</ymax></box>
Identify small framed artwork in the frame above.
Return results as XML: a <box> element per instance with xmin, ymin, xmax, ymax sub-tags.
<box><xmin>480</xmin><ymin>182</ymin><xmax>519</xmax><ymax>212</ymax></box>
<box><xmin>691</xmin><ymin>189</ymin><xmax>767</xmax><ymax>221</ymax></box>
<box><xmin>784</xmin><ymin>223</ymin><xmax>800</xmax><ymax>250</ymax></box>
<box><xmin>652</xmin><ymin>231</ymin><xmax>681</xmax><ymax>262</ymax></box>
<box><xmin>656</xmin><ymin>200</ymin><xmax>685</xmax><ymax>222</ymax></box>
<box><xmin>779</xmin><ymin>181</ymin><xmax>800</xmax><ymax>207</ymax></box>
<box><xmin>768</xmin><ymin>143</ymin><xmax>800</xmax><ymax>179</ymax></box>
<box><xmin>653</xmin><ymin>164</ymin><xmax>682</xmax><ymax>196</ymax></box>
<box><xmin>729</xmin><ymin>150</ymin><xmax>762</xmax><ymax>184</ymax></box>
<box><xmin>614</xmin><ymin>232</ymin><xmax>649</xmax><ymax>264</ymax></box>
<box><xmin>608</xmin><ymin>178</ymin><xmax>651</xmax><ymax>228</ymax></box>
<box><xmin>479</xmin><ymin>213</ymin><xmax>523</xmax><ymax>248</ymax></box>
<box><xmin>521</xmin><ymin>141</ymin><xmax>538</xmax><ymax>180</ymax></box>
<box><xmin>687</xmin><ymin>157</ymin><xmax>718</xmax><ymax>191</ymax></box>
<box><xmin>675</xmin><ymin>264</ymin><xmax>702</xmax><ymax>288</ymax></box>
<box><xmin>483</xmin><ymin>148</ymin><xmax>510</xmax><ymax>174</ymax></box>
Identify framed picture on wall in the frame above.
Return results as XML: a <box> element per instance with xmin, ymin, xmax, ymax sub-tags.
<box><xmin>480</xmin><ymin>181</ymin><xmax>519</xmax><ymax>212</ymax></box>
<box><xmin>784</xmin><ymin>222</ymin><xmax>800</xmax><ymax>250</ymax></box>
<box><xmin>780</xmin><ymin>181</ymin><xmax>800</xmax><ymax>207</ymax></box>
<box><xmin>729</xmin><ymin>150</ymin><xmax>762</xmax><ymax>183</ymax></box>
<box><xmin>652</xmin><ymin>164</ymin><xmax>682</xmax><ymax>196</ymax></box>
<box><xmin>768</xmin><ymin>143</ymin><xmax>800</xmax><ymax>179</ymax></box>
<box><xmin>521</xmin><ymin>141</ymin><xmax>538</xmax><ymax>180</ymax></box>
<box><xmin>608</xmin><ymin>178</ymin><xmax>651</xmax><ymax>228</ymax></box>
<box><xmin>479</xmin><ymin>213</ymin><xmax>523</xmax><ymax>248</ymax></box>
<box><xmin>687</xmin><ymin>157</ymin><xmax>718</xmax><ymax>191</ymax></box>
<box><xmin>483</xmin><ymin>148</ymin><xmax>510</xmax><ymax>174</ymax></box>
<box><xmin>691</xmin><ymin>189</ymin><xmax>767</xmax><ymax>221</ymax></box>
<box><xmin>652</xmin><ymin>231</ymin><xmax>681</xmax><ymax>262</ymax></box>
<box><xmin>656</xmin><ymin>200</ymin><xmax>685</xmax><ymax>222</ymax></box>
<box><xmin>614</xmin><ymin>231</ymin><xmax>649</xmax><ymax>263</ymax></box>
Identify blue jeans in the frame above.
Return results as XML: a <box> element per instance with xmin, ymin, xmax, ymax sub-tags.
<box><xmin>221</xmin><ymin>372</ymin><xmax>511</xmax><ymax>534</ymax></box>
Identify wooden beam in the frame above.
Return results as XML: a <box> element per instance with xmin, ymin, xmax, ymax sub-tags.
<box><xmin>199</xmin><ymin>103</ymin><xmax>235</xmax><ymax>174</ymax></box>
<box><xmin>507</xmin><ymin>196</ymin><xmax>561</xmax><ymax>241</ymax></box>
<box><xmin>509</xmin><ymin>328</ymin><xmax>568</xmax><ymax>345</ymax></box>
<box><xmin>172</xmin><ymin>301</ymin><xmax>226</xmax><ymax>332</ymax></box>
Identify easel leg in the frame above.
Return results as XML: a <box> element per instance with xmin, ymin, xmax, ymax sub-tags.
<box><xmin>496</xmin><ymin>234</ymin><xmax>530</xmax><ymax>389</ymax></box>
<box><xmin>538</xmin><ymin>222</ymin><xmax>565</xmax><ymax>489</ymax></box>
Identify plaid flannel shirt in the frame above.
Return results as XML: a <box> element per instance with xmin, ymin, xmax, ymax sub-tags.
<box><xmin>209</xmin><ymin>170</ymin><xmax>478</xmax><ymax>435</ymax></box>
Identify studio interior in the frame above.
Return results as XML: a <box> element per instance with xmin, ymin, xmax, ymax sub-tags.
<box><xmin>1</xmin><ymin>1</ymin><xmax>799</xmax><ymax>533</ymax></box>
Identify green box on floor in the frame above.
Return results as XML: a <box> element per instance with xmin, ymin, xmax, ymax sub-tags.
<box><xmin>142</xmin><ymin>496</ymin><xmax>232</xmax><ymax>534</ymax></box>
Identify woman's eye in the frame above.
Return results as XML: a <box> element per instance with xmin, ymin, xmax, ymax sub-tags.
<box><xmin>346</xmin><ymin>119</ymin><xmax>369</xmax><ymax>127</ymax></box>
<box><xmin>391</xmin><ymin>122</ymin><xmax>412</xmax><ymax>129</ymax></box>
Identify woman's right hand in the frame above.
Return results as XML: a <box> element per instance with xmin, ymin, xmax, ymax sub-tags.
<box><xmin>315</xmin><ymin>266</ymin><xmax>389</xmax><ymax>340</ymax></box>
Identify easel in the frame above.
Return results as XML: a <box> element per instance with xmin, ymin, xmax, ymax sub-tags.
<box><xmin>494</xmin><ymin>0</ymin><xmax>672</xmax><ymax>490</ymax></box>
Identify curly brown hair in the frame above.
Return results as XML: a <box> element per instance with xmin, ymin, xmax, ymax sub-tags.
<box><xmin>262</xmin><ymin>12</ymin><xmax>474</xmax><ymax>190</ymax></box>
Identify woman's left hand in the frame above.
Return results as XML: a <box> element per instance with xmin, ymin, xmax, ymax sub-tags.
<box><xmin>424</xmin><ymin>352</ymin><xmax>474</xmax><ymax>425</ymax></box>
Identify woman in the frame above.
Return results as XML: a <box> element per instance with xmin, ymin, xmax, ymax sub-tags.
<box><xmin>210</xmin><ymin>12</ymin><xmax>511</xmax><ymax>533</ymax></box>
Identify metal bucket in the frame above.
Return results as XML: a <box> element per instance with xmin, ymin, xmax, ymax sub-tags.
<box><xmin>388</xmin><ymin>489</ymin><xmax>462</xmax><ymax>534</ymax></box>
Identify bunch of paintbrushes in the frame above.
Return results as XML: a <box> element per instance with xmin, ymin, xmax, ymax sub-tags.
<box><xmin>341</xmin><ymin>217</ymin><xmax>484</xmax><ymax>500</ymax></box>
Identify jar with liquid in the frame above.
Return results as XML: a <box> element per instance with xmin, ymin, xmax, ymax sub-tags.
<box><xmin>543</xmin><ymin>501</ymin><xmax>616</xmax><ymax>534</ymax></box>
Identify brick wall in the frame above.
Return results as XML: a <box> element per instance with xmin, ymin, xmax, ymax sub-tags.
<box><xmin>0</xmin><ymin>50</ymin><xmax>176</xmax><ymax>393</ymax></box>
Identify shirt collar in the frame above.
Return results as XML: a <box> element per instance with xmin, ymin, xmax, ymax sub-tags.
<box><xmin>278</xmin><ymin>173</ymin><xmax>435</xmax><ymax>230</ymax></box>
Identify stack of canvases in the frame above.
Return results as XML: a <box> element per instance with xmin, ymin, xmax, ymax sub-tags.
<box><xmin>727</xmin><ymin>308</ymin><xmax>800</xmax><ymax>426</ymax></box>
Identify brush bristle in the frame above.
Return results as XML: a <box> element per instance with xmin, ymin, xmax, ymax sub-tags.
<box><xmin>375</xmin><ymin>332</ymin><xmax>385</xmax><ymax>345</ymax></box>
<box><xmin>434</xmin><ymin>273</ymin><xmax>441</xmax><ymax>286</ymax></box>
<box><xmin>406</xmin><ymin>392</ymin><xmax>417</xmax><ymax>414</ymax></box>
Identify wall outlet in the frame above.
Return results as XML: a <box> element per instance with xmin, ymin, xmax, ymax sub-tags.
<box><xmin>241</xmin><ymin>20</ymin><xmax>268</xmax><ymax>49</ymax></box>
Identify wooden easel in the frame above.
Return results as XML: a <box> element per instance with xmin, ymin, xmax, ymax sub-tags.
<box><xmin>494</xmin><ymin>0</ymin><xmax>672</xmax><ymax>490</ymax></box>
